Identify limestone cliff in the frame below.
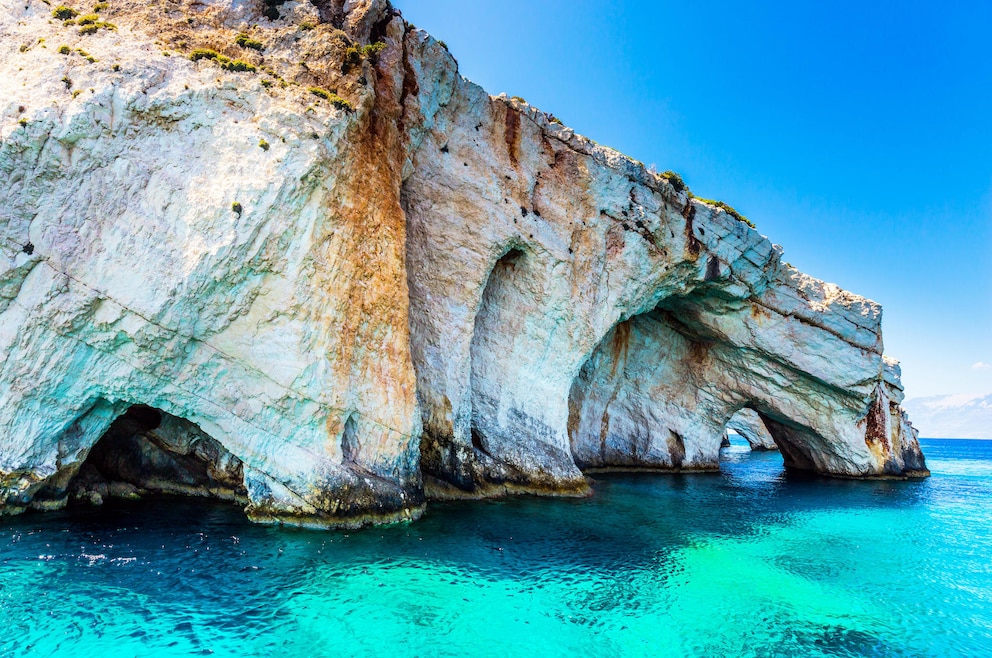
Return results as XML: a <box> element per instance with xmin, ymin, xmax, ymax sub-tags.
<box><xmin>0</xmin><ymin>0</ymin><xmax>927</xmax><ymax>528</ymax></box>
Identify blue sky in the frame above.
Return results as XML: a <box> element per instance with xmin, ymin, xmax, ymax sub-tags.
<box><xmin>397</xmin><ymin>0</ymin><xmax>992</xmax><ymax>399</ymax></box>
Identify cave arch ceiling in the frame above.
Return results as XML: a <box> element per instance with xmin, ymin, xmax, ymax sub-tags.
<box><xmin>403</xmin><ymin>77</ymin><xmax>925</xmax><ymax>490</ymax></box>
<box><xmin>567</xmin><ymin>297</ymin><xmax>879</xmax><ymax>475</ymax></box>
<box><xmin>48</xmin><ymin>404</ymin><xmax>248</xmax><ymax>508</ymax></box>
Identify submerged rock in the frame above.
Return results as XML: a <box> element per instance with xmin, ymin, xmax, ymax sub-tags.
<box><xmin>0</xmin><ymin>0</ymin><xmax>927</xmax><ymax>527</ymax></box>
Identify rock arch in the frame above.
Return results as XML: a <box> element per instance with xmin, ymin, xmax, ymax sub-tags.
<box><xmin>403</xmin><ymin>75</ymin><xmax>927</xmax><ymax>495</ymax></box>
<box><xmin>566</xmin><ymin>283</ymin><xmax>926</xmax><ymax>478</ymax></box>
<box><xmin>568</xmin><ymin>309</ymin><xmax>721</xmax><ymax>472</ymax></box>
<box><xmin>19</xmin><ymin>401</ymin><xmax>247</xmax><ymax>511</ymax></box>
<box><xmin>469</xmin><ymin>246</ymin><xmax>528</xmax><ymax>458</ymax></box>
<box><xmin>724</xmin><ymin>408</ymin><xmax>778</xmax><ymax>451</ymax></box>
<box><xmin>411</xmin><ymin>236</ymin><xmax>590</xmax><ymax>496</ymax></box>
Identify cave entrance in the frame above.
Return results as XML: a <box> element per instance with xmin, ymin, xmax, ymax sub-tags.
<box><xmin>567</xmin><ymin>309</ymin><xmax>703</xmax><ymax>471</ymax></box>
<box><xmin>68</xmin><ymin>405</ymin><xmax>247</xmax><ymax>507</ymax></box>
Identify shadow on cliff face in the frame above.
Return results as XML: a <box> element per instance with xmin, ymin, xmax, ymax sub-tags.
<box><xmin>567</xmin><ymin>296</ymin><xmax>850</xmax><ymax>476</ymax></box>
<box><xmin>419</xmin><ymin>245</ymin><xmax>586</xmax><ymax>496</ymax></box>
<box><xmin>65</xmin><ymin>405</ymin><xmax>247</xmax><ymax>508</ymax></box>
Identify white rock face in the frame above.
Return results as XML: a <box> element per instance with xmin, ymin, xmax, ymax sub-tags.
<box><xmin>0</xmin><ymin>0</ymin><xmax>927</xmax><ymax>527</ymax></box>
<box><xmin>0</xmin><ymin>0</ymin><xmax>422</xmax><ymax>526</ymax></box>
<box><xmin>404</xmin><ymin>80</ymin><xmax>927</xmax><ymax>488</ymax></box>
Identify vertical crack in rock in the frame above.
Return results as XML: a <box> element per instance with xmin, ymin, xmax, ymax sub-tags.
<box><xmin>666</xmin><ymin>431</ymin><xmax>686</xmax><ymax>469</ymax></box>
<box><xmin>504</xmin><ymin>106</ymin><xmax>521</xmax><ymax>167</ymax></box>
<box><xmin>341</xmin><ymin>414</ymin><xmax>360</xmax><ymax>465</ymax></box>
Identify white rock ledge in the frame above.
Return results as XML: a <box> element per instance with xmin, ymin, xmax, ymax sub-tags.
<box><xmin>0</xmin><ymin>0</ymin><xmax>927</xmax><ymax>528</ymax></box>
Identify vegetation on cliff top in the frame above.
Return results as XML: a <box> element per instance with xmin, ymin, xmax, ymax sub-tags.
<box><xmin>51</xmin><ymin>5</ymin><xmax>78</xmax><ymax>20</ymax></box>
<box><xmin>235</xmin><ymin>33</ymin><xmax>265</xmax><ymax>52</ymax></box>
<box><xmin>308</xmin><ymin>87</ymin><xmax>353</xmax><ymax>111</ymax></box>
<box><xmin>37</xmin><ymin>0</ymin><xmax>377</xmax><ymax>120</ymax></box>
<box><xmin>659</xmin><ymin>171</ymin><xmax>753</xmax><ymax>228</ymax></box>
<box><xmin>189</xmin><ymin>49</ymin><xmax>257</xmax><ymax>73</ymax></box>
<box><xmin>694</xmin><ymin>197</ymin><xmax>755</xmax><ymax>228</ymax></box>
<box><xmin>660</xmin><ymin>170</ymin><xmax>688</xmax><ymax>194</ymax></box>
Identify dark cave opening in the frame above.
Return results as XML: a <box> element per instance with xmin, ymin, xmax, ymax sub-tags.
<box><xmin>341</xmin><ymin>414</ymin><xmax>359</xmax><ymax>464</ymax></box>
<box><xmin>719</xmin><ymin>407</ymin><xmax>780</xmax><ymax>454</ymax></box>
<box><xmin>67</xmin><ymin>405</ymin><xmax>247</xmax><ymax>507</ymax></box>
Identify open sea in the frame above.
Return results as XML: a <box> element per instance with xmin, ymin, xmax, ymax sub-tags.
<box><xmin>1</xmin><ymin>438</ymin><xmax>990</xmax><ymax>657</ymax></box>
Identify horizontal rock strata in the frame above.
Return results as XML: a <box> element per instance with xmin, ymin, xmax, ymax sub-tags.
<box><xmin>0</xmin><ymin>0</ymin><xmax>927</xmax><ymax>528</ymax></box>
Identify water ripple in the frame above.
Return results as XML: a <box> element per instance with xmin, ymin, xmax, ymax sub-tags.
<box><xmin>0</xmin><ymin>439</ymin><xmax>990</xmax><ymax>656</ymax></box>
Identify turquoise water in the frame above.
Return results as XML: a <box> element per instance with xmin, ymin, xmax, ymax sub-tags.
<box><xmin>1</xmin><ymin>438</ymin><xmax>990</xmax><ymax>657</ymax></box>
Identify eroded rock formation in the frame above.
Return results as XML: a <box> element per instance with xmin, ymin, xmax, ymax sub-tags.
<box><xmin>0</xmin><ymin>0</ymin><xmax>927</xmax><ymax>527</ymax></box>
<box><xmin>727</xmin><ymin>409</ymin><xmax>778</xmax><ymax>451</ymax></box>
<box><xmin>56</xmin><ymin>404</ymin><xmax>247</xmax><ymax>508</ymax></box>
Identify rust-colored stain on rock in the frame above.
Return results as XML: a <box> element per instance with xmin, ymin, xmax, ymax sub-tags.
<box><xmin>504</xmin><ymin>106</ymin><xmax>521</xmax><ymax>166</ymax></box>
<box><xmin>863</xmin><ymin>390</ymin><xmax>892</xmax><ymax>455</ymax></box>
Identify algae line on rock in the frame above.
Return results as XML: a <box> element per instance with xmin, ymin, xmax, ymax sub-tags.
<box><xmin>0</xmin><ymin>0</ymin><xmax>927</xmax><ymax>529</ymax></box>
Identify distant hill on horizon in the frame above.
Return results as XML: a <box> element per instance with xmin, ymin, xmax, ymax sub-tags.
<box><xmin>904</xmin><ymin>394</ymin><xmax>992</xmax><ymax>439</ymax></box>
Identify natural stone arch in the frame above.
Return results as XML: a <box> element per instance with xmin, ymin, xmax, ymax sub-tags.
<box><xmin>0</xmin><ymin>0</ymin><xmax>926</xmax><ymax>529</ymax></box>
<box><xmin>566</xmin><ymin>284</ymin><xmax>925</xmax><ymax>478</ymax></box>
<box><xmin>0</xmin><ymin>353</ymin><xmax>421</xmax><ymax>528</ymax></box>
<box><xmin>23</xmin><ymin>400</ymin><xmax>247</xmax><ymax>511</ymax></box>
<box><xmin>569</xmin><ymin>307</ymin><xmax>731</xmax><ymax>472</ymax></box>
<box><xmin>402</xmin><ymin>90</ymin><xmax>738</xmax><ymax>498</ymax></box>
<box><xmin>404</xmin><ymin>74</ymin><xmax>926</xmax><ymax>494</ymax></box>
<box><xmin>414</xmin><ymin>238</ymin><xmax>591</xmax><ymax>496</ymax></box>
<box><xmin>413</xmin><ymin>241</ymin><xmax>529</xmax><ymax>494</ymax></box>
<box><xmin>717</xmin><ymin>402</ymin><xmax>824</xmax><ymax>470</ymax></box>
<box><xmin>724</xmin><ymin>408</ymin><xmax>778</xmax><ymax>451</ymax></box>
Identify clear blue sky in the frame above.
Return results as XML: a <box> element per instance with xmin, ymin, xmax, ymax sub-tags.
<box><xmin>397</xmin><ymin>0</ymin><xmax>992</xmax><ymax>399</ymax></box>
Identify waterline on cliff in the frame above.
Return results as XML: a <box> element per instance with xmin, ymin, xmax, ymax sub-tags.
<box><xmin>0</xmin><ymin>439</ymin><xmax>985</xmax><ymax>656</ymax></box>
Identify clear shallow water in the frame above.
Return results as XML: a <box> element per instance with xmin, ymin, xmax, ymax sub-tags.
<box><xmin>1</xmin><ymin>438</ymin><xmax>990</xmax><ymax>657</ymax></box>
